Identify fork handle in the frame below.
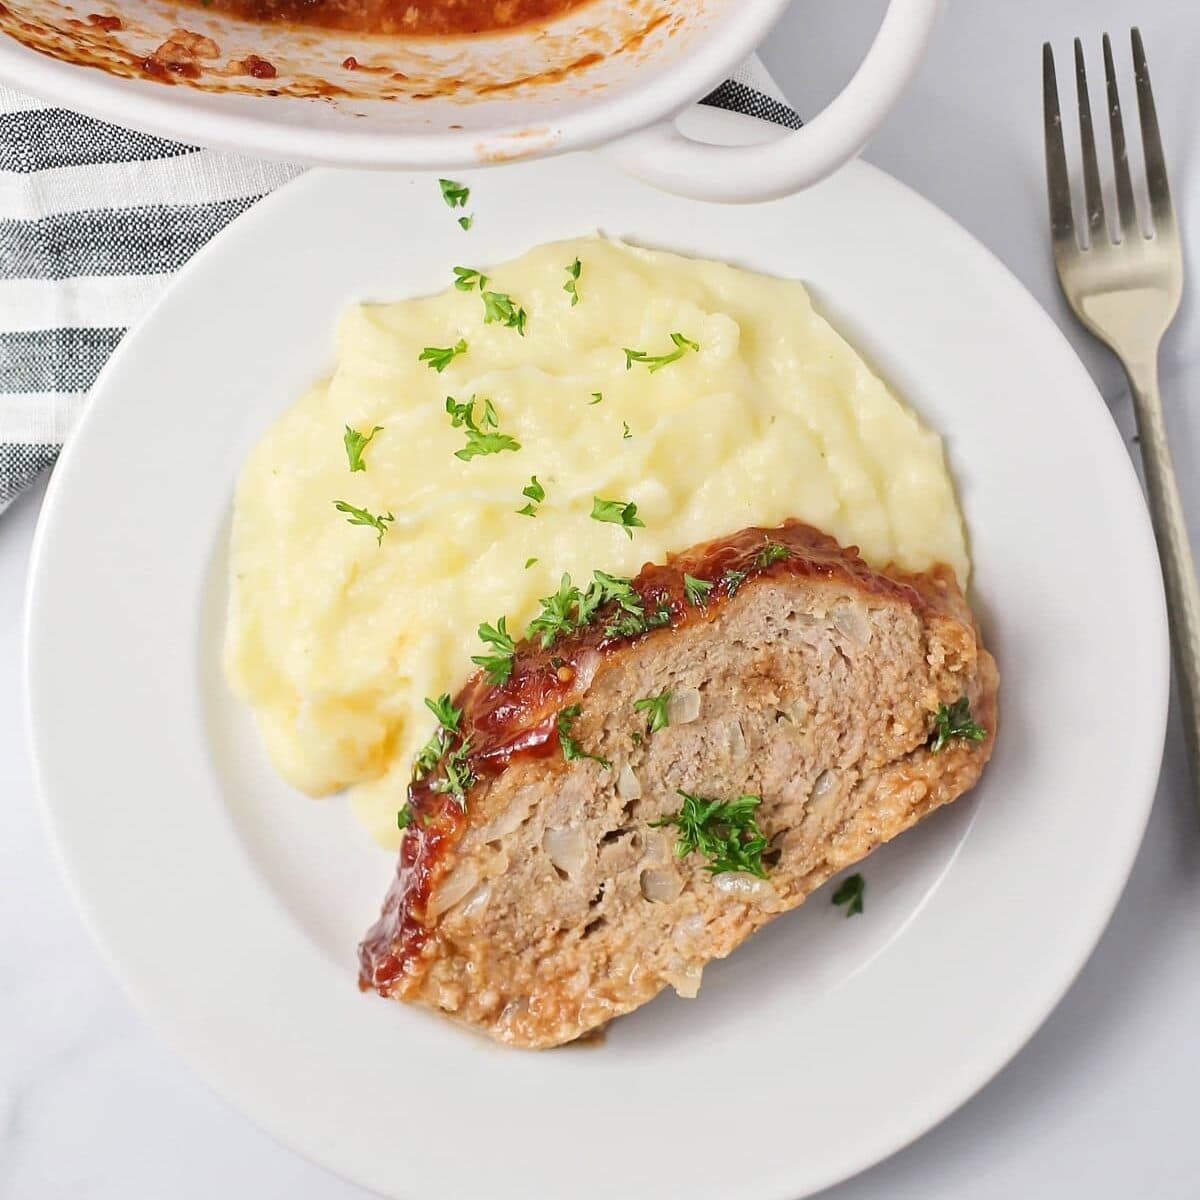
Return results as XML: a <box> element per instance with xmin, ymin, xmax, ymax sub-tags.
<box><xmin>1128</xmin><ymin>356</ymin><xmax>1200</xmax><ymax>805</ymax></box>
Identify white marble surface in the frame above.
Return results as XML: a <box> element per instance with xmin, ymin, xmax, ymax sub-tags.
<box><xmin>3</xmin><ymin>0</ymin><xmax>1200</xmax><ymax>1195</ymax></box>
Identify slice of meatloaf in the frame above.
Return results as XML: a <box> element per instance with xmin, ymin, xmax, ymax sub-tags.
<box><xmin>359</xmin><ymin>521</ymin><xmax>998</xmax><ymax>1048</ymax></box>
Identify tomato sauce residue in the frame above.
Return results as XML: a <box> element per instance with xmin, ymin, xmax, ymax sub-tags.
<box><xmin>85</xmin><ymin>12</ymin><xmax>122</xmax><ymax>31</ymax></box>
<box><xmin>358</xmin><ymin>520</ymin><xmax>947</xmax><ymax>994</ymax></box>
<box><xmin>236</xmin><ymin>53</ymin><xmax>277</xmax><ymax>78</ymax></box>
<box><xmin>180</xmin><ymin>0</ymin><xmax>597</xmax><ymax>36</ymax></box>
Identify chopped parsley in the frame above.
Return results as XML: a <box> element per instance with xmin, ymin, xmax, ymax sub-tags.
<box><xmin>524</xmin><ymin>557</ymin><xmax>538</xmax><ymax>569</ymax></box>
<box><xmin>411</xmin><ymin>694</ymin><xmax>463</xmax><ymax>782</ymax></box>
<box><xmin>471</xmin><ymin>616</ymin><xmax>516</xmax><ymax>685</ymax></box>
<box><xmin>396</xmin><ymin>803</ymin><xmax>413</xmax><ymax>831</ymax></box>
<box><xmin>332</xmin><ymin>499</ymin><xmax>394</xmax><ymax>544</ymax></box>
<box><xmin>563</xmin><ymin>257</ymin><xmax>581</xmax><ymax>306</ymax></box>
<box><xmin>589</xmin><ymin>392</ymin><xmax>603</xmax><ymax>405</ymax></box>
<box><xmin>431</xmin><ymin>737</ymin><xmax>475</xmax><ymax>807</ymax></box>
<box><xmin>438</xmin><ymin>178</ymin><xmax>470</xmax><ymax>208</ymax></box>
<box><xmin>604</xmin><ymin>603</ymin><xmax>670</xmax><ymax>640</ymax></box>
<box><xmin>481</xmin><ymin>289</ymin><xmax>527</xmax><ymax>335</ymax></box>
<box><xmin>928</xmin><ymin>698</ymin><xmax>987</xmax><ymax>753</ymax></box>
<box><xmin>525</xmin><ymin>570</ymin><xmax>650</xmax><ymax>647</ymax></box>
<box><xmin>591</xmin><ymin>496</ymin><xmax>645</xmax><ymax>538</ymax></box>
<box><xmin>651</xmin><ymin>790</ymin><xmax>769</xmax><ymax>878</ymax></box>
<box><xmin>756</xmin><ymin>540</ymin><xmax>792</xmax><ymax>567</ymax></box>
<box><xmin>622</xmin><ymin>421</ymin><xmax>632</xmax><ymax>440</ymax></box>
<box><xmin>424</xmin><ymin>693</ymin><xmax>463</xmax><ymax>734</ymax></box>
<box><xmin>623</xmin><ymin>332</ymin><xmax>700</xmax><ymax>373</ymax></box>
<box><xmin>343</xmin><ymin>424</ymin><xmax>382</xmax><ymax>473</ymax></box>
<box><xmin>445</xmin><ymin>394</ymin><xmax>521</xmax><ymax>461</ymax></box>
<box><xmin>413</xmin><ymin>694</ymin><xmax>473</xmax><ymax>806</ymax></box>
<box><xmin>438</xmin><ymin>179</ymin><xmax>473</xmax><ymax>232</ymax></box>
<box><xmin>556</xmin><ymin>704</ymin><xmax>611</xmax><ymax>769</ymax></box>
<box><xmin>452</xmin><ymin>265</ymin><xmax>488</xmax><ymax>291</ymax></box>
<box><xmin>683</xmin><ymin>573</ymin><xmax>713</xmax><ymax>607</ymax></box>
<box><xmin>516</xmin><ymin>475</ymin><xmax>545</xmax><ymax>517</ymax></box>
<box><xmin>831</xmin><ymin>873</ymin><xmax>865</xmax><ymax>916</ymax></box>
<box><xmin>633</xmin><ymin>690</ymin><xmax>671</xmax><ymax>734</ymax></box>
<box><xmin>419</xmin><ymin>339</ymin><xmax>467</xmax><ymax>372</ymax></box>
<box><xmin>723</xmin><ymin>568</ymin><xmax>747</xmax><ymax>596</ymax></box>
<box><xmin>526</xmin><ymin>574</ymin><xmax>581</xmax><ymax>646</ymax></box>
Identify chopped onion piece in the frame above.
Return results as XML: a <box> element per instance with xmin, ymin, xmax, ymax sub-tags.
<box><xmin>712</xmin><ymin>871</ymin><xmax>777</xmax><ymax>902</ymax></box>
<box><xmin>543</xmin><ymin>825</ymin><xmax>588</xmax><ymax>877</ymax></box>
<box><xmin>667</xmin><ymin>687</ymin><xmax>702</xmax><ymax>725</ymax></box>
<box><xmin>616</xmin><ymin>762</ymin><xmax>642</xmax><ymax>800</ymax></box>
<box><xmin>429</xmin><ymin>862</ymin><xmax>480</xmax><ymax>917</ymax></box>
<box><xmin>831</xmin><ymin>601</ymin><xmax>872</xmax><ymax>646</ymax></box>
<box><xmin>640</xmin><ymin>867</ymin><xmax>682</xmax><ymax>903</ymax></box>
<box><xmin>728</xmin><ymin>719</ymin><xmax>747</xmax><ymax>761</ymax></box>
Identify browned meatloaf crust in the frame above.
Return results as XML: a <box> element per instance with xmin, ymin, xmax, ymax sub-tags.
<box><xmin>359</xmin><ymin>520</ymin><xmax>998</xmax><ymax>1048</ymax></box>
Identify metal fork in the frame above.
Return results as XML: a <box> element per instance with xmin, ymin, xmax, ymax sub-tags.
<box><xmin>1044</xmin><ymin>29</ymin><xmax>1199</xmax><ymax>805</ymax></box>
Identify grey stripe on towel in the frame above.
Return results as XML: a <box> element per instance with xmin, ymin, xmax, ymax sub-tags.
<box><xmin>0</xmin><ymin>108</ymin><xmax>199</xmax><ymax>173</ymax></box>
<box><xmin>0</xmin><ymin>197</ymin><xmax>264</xmax><ymax>280</ymax></box>
<box><xmin>0</xmin><ymin>328</ymin><xmax>126</xmax><ymax>394</ymax></box>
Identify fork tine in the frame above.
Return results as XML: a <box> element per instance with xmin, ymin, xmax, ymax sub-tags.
<box><xmin>1102</xmin><ymin>33</ymin><xmax>1139</xmax><ymax>239</ymax></box>
<box><xmin>1132</xmin><ymin>27</ymin><xmax>1176</xmax><ymax>233</ymax></box>
<box><xmin>1073</xmin><ymin>39</ymin><xmax>1107</xmax><ymax>245</ymax></box>
<box><xmin>1043</xmin><ymin>43</ymin><xmax>1076</xmax><ymax>252</ymax></box>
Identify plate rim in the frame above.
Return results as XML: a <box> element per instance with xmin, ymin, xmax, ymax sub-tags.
<box><xmin>23</xmin><ymin>121</ymin><xmax>1170</xmax><ymax>1199</ymax></box>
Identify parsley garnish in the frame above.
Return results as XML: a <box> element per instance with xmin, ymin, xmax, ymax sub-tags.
<box><xmin>396</xmin><ymin>803</ymin><xmax>413</xmax><ymax>830</ymax></box>
<box><xmin>432</xmin><ymin>736</ymin><xmax>475</xmax><ymax>807</ymax></box>
<box><xmin>526</xmin><ymin>574</ymin><xmax>581</xmax><ymax>646</ymax></box>
<box><xmin>525</xmin><ymin>570</ymin><xmax>647</xmax><ymax>647</ymax></box>
<box><xmin>481</xmin><ymin>289</ymin><xmax>527</xmax><ymax>335</ymax></box>
<box><xmin>452</xmin><ymin>265</ymin><xmax>488</xmax><ymax>291</ymax></box>
<box><xmin>723</xmin><ymin>568</ymin><xmax>747</xmax><ymax>596</ymax></box>
<box><xmin>438</xmin><ymin>178</ymin><xmax>469</xmax><ymax>208</ymax></box>
<box><xmin>651</xmin><ymin>790</ymin><xmax>769</xmax><ymax>878</ymax></box>
<box><xmin>332</xmin><ymin>499</ymin><xmax>394</xmax><ymax>544</ymax></box>
<box><xmin>633</xmin><ymin>690</ymin><xmax>671</xmax><ymax>734</ymax></box>
<box><xmin>524</xmin><ymin>557</ymin><xmax>538</xmax><ymax>569</ymax></box>
<box><xmin>683</xmin><ymin>573</ymin><xmax>713</xmax><ymax>607</ymax></box>
<box><xmin>622</xmin><ymin>421</ymin><xmax>632</xmax><ymax>440</ymax></box>
<box><xmin>556</xmin><ymin>704</ymin><xmax>610</xmax><ymax>769</ymax></box>
<box><xmin>591</xmin><ymin>496</ymin><xmax>645</xmax><ymax>538</ymax></box>
<box><xmin>445</xmin><ymin>394</ymin><xmax>521</xmax><ymax>461</ymax></box>
<box><xmin>420</xmin><ymin>339</ymin><xmax>467</xmax><ymax>372</ymax></box>
<box><xmin>589</xmin><ymin>392</ymin><xmax>603</xmax><ymax>405</ymax></box>
<box><xmin>413</xmin><ymin>694</ymin><xmax>473</xmax><ymax>806</ymax></box>
<box><xmin>832</xmin><ymin>872</ymin><xmax>865</xmax><ymax>916</ymax></box>
<box><xmin>623</xmin><ymin>332</ymin><xmax>700</xmax><ymax>373</ymax></box>
<box><xmin>604</xmin><ymin>604</ymin><xmax>670</xmax><ymax>640</ymax></box>
<box><xmin>563</xmin><ymin>257</ymin><xmax>581</xmax><ymax>306</ymax></box>
<box><xmin>516</xmin><ymin>475</ymin><xmax>544</xmax><ymax>517</ymax></box>
<box><xmin>471</xmin><ymin>616</ymin><xmax>516</xmax><ymax>685</ymax></box>
<box><xmin>425</xmin><ymin>693</ymin><xmax>462</xmax><ymax>733</ymax></box>
<box><xmin>343</xmin><ymin>424</ymin><xmax>382</xmax><ymax>473</ymax></box>
<box><xmin>756</xmin><ymin>540</ymin><xmax>791</xmax><ymax>567</ymax></box>
<box><xmin>438</xmin><ymin>179</ymin><xmax>473</xmax><ymax>232</ymax></box>
<box><xmin>928</xmin><ymin>698</ymin><xmax>987</xmax><ymax>752</ymax></box>
<box><xmin>411</xmin><ymin>694</ymin><xmax>463</xmax><ymax>782</ymax></box>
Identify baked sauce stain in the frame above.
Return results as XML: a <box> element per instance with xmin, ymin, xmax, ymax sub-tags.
<box><xmin>234</xmin><ymin>52</ymin><xmax>277</xmax><ymax>78</ymax></box>
<box><xmin>358</xmin><ymin>520</ymin><xmax>958</xmax><ymax>995</ymax></box>
<box><xmin>0</xmin><ymin>0</ymin><xmax>677</xmax><ymax>104</ymax></box>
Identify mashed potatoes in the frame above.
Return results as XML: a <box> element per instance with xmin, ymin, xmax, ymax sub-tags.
<box><xmin>225</xmin><ymin>237</ymin><xmax>967</xmax><ymax>846</ymax></box>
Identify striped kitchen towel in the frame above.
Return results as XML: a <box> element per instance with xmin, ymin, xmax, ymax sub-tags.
<box><xmin>0</xmin><ymin>58</ymin><xmax>800</xmax><ymax>514</ymax></box>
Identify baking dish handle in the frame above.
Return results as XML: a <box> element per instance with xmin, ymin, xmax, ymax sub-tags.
<box><xmin>605</xmin><ymin>0</ymin><xmax>942</xmax><ymax>203</ymax></box>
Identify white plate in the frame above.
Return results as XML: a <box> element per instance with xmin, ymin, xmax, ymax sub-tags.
<box><xmin>25</xmin><ymin>110</ymin><xmax>1168</xmax><ymax>1200</ymax></box>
